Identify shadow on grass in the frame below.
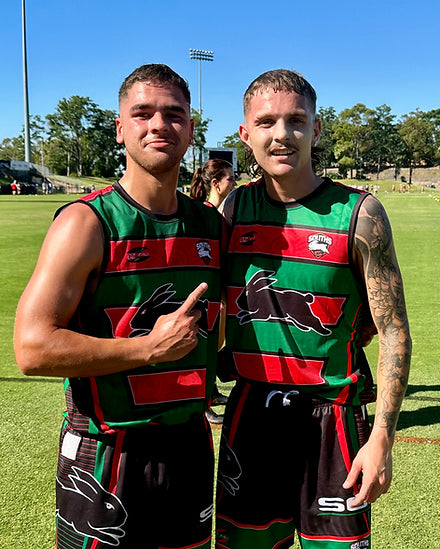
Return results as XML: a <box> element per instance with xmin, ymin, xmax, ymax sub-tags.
<box><xmin>397</xmin><ymin>405</ymin><xmax>440</xmax><ymax>430</ymax></box>
<box><xmin>370</xmin><ymin>384</ymin><xmax>440</xmax><ymax>433</ymax></box>
<box><xmin>0</xmin><ymin>376</ymin><xmax>62</xmax><ymax>383</ymax></box>
<box><xmin>404</xmin><ymin>383</ymin><xmax>440</xmax><ymax>401</ymax></box>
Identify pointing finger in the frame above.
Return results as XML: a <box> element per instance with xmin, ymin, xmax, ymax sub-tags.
<box><xmin>178</xmin><ymin>283</ymin><xmax>208</xmax><ymax>315</ymax></box>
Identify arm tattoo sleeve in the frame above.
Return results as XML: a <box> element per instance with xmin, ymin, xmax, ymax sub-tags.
<box><xmin>355</xmin><ymin>196</ymin><xmax>412</xmax><ymax>436</ymax></box>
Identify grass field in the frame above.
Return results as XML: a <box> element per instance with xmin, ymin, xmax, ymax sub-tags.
<box><xmin>0</xmin><ymin>185</ymin><xmax>439</xmax><ymax>548</ymax></box>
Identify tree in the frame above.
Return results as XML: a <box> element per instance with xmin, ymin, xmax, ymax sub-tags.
<box><xmin>398</xmin><ymin>109</ymin><xmax>438</xmax><ymax>184</ymax></box>
<box><xmin>316</xmin><ymin>106</ymin><xmax>337</xmax><ymax>175</ymax></box>
<box><xmin>189</xmin><ymin>109</ymin><xmax>210</xmax><ymax>173</ymax></box>
<box><xmin>46</xmin><ymin>96</ymin><xmax>98</xmax><ymax>176</ymax></box>
<box><xmin>89</xmin><ymin>108</ymin><xmax>125</xmax><ymax>178</ymax></box>
<box><xmin>421</xmin><ymin>109</ymin><xmax>440</xmax><ymax>165</ymax></box>
<box><xmin>222</xmin><ymin>132</ymin><xmax>248</xmax><ymax>174</ymax></box>
<box><xmin>366</xmin><ymin>105</ymin><xmax>402</xmax><ymax>178</ymax></box>
<box><xmin>333</xmin><ymin>104</ymin><xmax>374</xmax><ymax>178</ymax></box>
<box><xmin>0</xmin><ymin>136</ymin><xmax>24</xmax><ymax>161</ymax></box>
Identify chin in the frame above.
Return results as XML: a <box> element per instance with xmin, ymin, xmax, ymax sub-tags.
<box><xmin>263</xmin><ymin>164</ymin><xmax>297</xmax><ymax>179</ymax></box>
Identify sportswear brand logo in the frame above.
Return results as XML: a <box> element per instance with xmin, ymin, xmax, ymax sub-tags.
<box><xmin>308</xmin><ymin>233</ymin><xmax>332</xmax><ymax>259</ymax></box>
<box><xmin>196</xmin><ymin>240</ymin><xmax>212</xmax><ymax>264</ymax></box>
<box><xmin>127</xmin><ymin>246</ymin><xmax>150</xmax><ymax>262</ymax></box>
<box><xmin>239</xmin><ymin>231</ymin><xmax>256</xmax><ymax>246</ymax></box>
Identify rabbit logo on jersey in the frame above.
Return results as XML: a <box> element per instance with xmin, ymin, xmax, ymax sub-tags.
<box><xmin>236</xmin><ymin>270</ymin><xmax>332</xmax><ymax>336</ymax></box>
<box><xmin>56</xmin><ymin>467</ymin><xmax>127</xmax><ymax>545</ymax></box>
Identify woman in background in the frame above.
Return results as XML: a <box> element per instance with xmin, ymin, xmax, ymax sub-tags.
<box><xmin>190</xmin><ymin>158</ymin><xmax>236</xmax><ymax>209</ymax></box>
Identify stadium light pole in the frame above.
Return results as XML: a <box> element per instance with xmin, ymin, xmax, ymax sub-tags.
<box><xmin>189</xmin><ymin>49</ymin><xmax>214</xmax><ymax>115</ymax></box>
<box><xmin>22</xmin><ymin>0</ymin><xmax>32</xmax><ymax>163</ymax></box>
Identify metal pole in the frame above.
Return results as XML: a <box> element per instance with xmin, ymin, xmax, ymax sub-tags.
<box><xmin>190</xmin><ymin>49</ymin><xmax>214</xmax><ymax>116</ymax></box>
<box><xmin>189</xmin><ymin>50</ymin><xmax>214</xmax><ymax>168</ymax></box>
<box><xmin>198</xmin><ymin>59</ymin><xmax>202</xmax><ymax>115</ymax></box>
<box><xmin>22</xmin><ymin>0</ymin><xmax>31</xmax><ymax>163</ymax></box>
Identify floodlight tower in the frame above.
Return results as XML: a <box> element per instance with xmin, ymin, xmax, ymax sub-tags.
<box><xmin>22</xmin><ymin>0</ymin><xmax>32</xmax><ymax>163</ymax></box>
<box><xmin>189</xmin><ymin>49</ymin><xmax>214</xmax><ymax>115</ymax></box>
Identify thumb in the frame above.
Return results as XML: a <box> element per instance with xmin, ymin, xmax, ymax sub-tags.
<box><xmin>178</xmin><ymin>283</ymin><xmax>208</xmax><ymax>315</ymax></box>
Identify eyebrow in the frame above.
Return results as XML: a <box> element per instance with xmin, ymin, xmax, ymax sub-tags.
<box><xmin>129</xmin><ymin>103</ymin><xmax>187</xmax><ymax>115</ymax></box>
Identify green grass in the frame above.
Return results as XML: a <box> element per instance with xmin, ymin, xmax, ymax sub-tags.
<box><xmin>0</xmin><ymin>188</ymin><xmax>439</xmax><ymax>548</ymax></box>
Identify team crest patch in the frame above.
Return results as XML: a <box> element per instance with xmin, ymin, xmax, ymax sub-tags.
<box><xmin>127</xmin><ymin>246</ymin><xmax>150</xmax><ymax>262</ymax></box>
<box><xmin>308</xmin><ymin>233</ymin><xmax>332</xmax><ymax>259</ymax></box>
<box><xmin>196</xmin><ymin>240</ymin><xmax>212</xmax><ymax>264</ymax></box>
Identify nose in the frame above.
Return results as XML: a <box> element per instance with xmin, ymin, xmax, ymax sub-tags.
<box><xmin>273</xmin><ymin>119</ymin><xmax>289</xmax><ymax>142</ymax></box>
<box><xmin>149</xmin><ymin>112</ymin><xmax>168</xmax><ymax>133</ymax></box>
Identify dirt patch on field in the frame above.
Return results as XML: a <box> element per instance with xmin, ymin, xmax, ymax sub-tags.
<box><xmin>395</xmin><ymin>435</ymin><xmax>440</xmax><ymax>444</ymax></box>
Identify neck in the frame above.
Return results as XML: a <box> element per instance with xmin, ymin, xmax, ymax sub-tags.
<box><xmin>119</xmin><ymin>164</ymin><xmax>179</xmax><ymax>215</ymax></box>
<box><xmin>264</xmin><ymin>170</ymin><xmax>323</xmax><ymax>203</ymax></box>
<box><xmin>208</xmin><ymin>194</ymin><xmax>223</xmax><ymax>209</ymax></box>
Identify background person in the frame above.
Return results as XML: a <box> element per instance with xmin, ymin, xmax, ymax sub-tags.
<box><xmin>190</xmin><ymin>157</ymin><xmax>236</xmax><ymax>209</ymax></box>
<box><xmin>215</xmin><ymin>69</ymin><xmax>411</xmax><ymax>549</ymax></box>
<box><xmin>190</xmin><ymin>158</ymin><xmax>236</xmax><ymax>424</ymax></box>
<box><xmin>14</xmin><ymin>63</ymin><xmax>225</xmax><ymax>549</ymax></box>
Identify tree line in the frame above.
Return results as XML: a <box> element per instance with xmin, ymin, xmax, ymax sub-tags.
<box><xmin>1</xmin><ymin>95</ymin><xmax>438</xmax><ymax>183</ymax></box>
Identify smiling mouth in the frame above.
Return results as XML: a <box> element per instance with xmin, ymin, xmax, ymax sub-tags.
<box><xmin>271</xmin><ymin>149</ymin><xmax>294</xmax><ymax>156</ymax></box>
<box><xmin>147</xmin><ymin>140</ymin><xmax>172</xmax><ymax>146</ymax></box>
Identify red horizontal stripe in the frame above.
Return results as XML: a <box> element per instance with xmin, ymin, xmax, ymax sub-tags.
<box><xmin>298</xmin><ymin>530</ymin><xmax>370</xmax><ymax>542</ymax></box>
<box><xmin>233</xmin><ymin>352</ymin><xmax>326</xmax><ymax>385</ymax></box>
<box><xmin>105</xmin><ymin>301</ymin><xmax>220</xmax><ymax>337</ymax></box>
<box><xmin>128</xmin><ymin>369</ymin><xmax>206</xmax><ymax>405</ymax></box>
<box><xmin>108</xmin><ymin>237</ymin><xmax>220</xmax><ymax>272</ymax></box>
<box><xmin>229</xmin><ymin>225</ymin><xmax>348</xmax><ymax>264</ymax></box>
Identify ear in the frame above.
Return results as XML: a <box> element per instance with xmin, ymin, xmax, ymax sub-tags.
<box><xmin>238</xmin><ymin>123</ymin><xmax>251</xmax><ymax>152</ymax></box>
<box><xmin>312</xmin><ymin>118</ymin><xmax>321</xmax><ymax>146</ymax></box>
<box><xmin>189</xmin><ymin>118</ymin><xmax>195</xmax><ymax>145</ymax></box>
<box><xmin>115</xmin><ymin>117</ymin><xmax>124</xmax><ymax>144</ymax></box>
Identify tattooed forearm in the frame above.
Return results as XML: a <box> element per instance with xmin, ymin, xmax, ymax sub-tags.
<box><xmin>355</xmin><ymin>195</ymin><xmax>412</xmax><ymax>436</ymax></box>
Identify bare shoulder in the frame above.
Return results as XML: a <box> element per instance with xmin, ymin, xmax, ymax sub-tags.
<box><xmin>354</xmin><ymin>194</ymin><xmax>408</xmax><ymax>332</ymax></box>
<box><xmin>48</xmin><ymin>201</ymin><xmax>104</xmax><ymax>266</ymax></box>
<box><xmin>24</xmin><ymin>201</ymin><xmax>105</xmax><ymax>299</ymax></box>
<box><xmin>355</xmin><ymin>194</ymin><xmax>393</xmax><ymax>251</ymax></box>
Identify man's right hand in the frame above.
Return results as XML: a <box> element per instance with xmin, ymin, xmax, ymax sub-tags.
<box><xmin>147</xmin><ymin>283</ymin><xmax>208</xmax><ymax>363</ymax></box>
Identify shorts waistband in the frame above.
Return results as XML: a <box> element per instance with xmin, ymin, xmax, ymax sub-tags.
<box><xmin>262</xmin><ymin>388</ymin><xmax>330</xmax><ymax>409</ymax></box>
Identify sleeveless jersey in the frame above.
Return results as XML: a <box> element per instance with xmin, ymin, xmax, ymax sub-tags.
<box><xmin>225</xmin><ymin>177</ymin><xmax>374</xmax><ymax>405</ymax></box>
<box><xmin>58</xmin><ymin>182</ymin><xmax>224</xmax><ymax>434</ymax></box>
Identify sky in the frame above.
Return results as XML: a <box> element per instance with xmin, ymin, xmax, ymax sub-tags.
<box><xmin>1</xmin><ymin>0</ymin><xmax>438</xmax><ymax>150</ymax></box>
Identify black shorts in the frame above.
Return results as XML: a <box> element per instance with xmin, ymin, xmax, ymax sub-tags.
<box><xmin>56</xmin><ymin>415</ymin><xmax>214</xmax><ymax>549</ymax></box>
<box><xmin>216</xmin><ymin>381</ymin><xmax>371</xmax><ymax>549</ymax></box>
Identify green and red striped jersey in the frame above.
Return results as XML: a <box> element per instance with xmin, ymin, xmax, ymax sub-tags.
<box><xmin>224</xmin><ymin>177</ymin><xmax>375</xmax><ymax>405</ymax></box>
<box><xmin>58</xmin><ymin>182</ymin><xmax>225</xmax><ymax>434</ymax></box>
